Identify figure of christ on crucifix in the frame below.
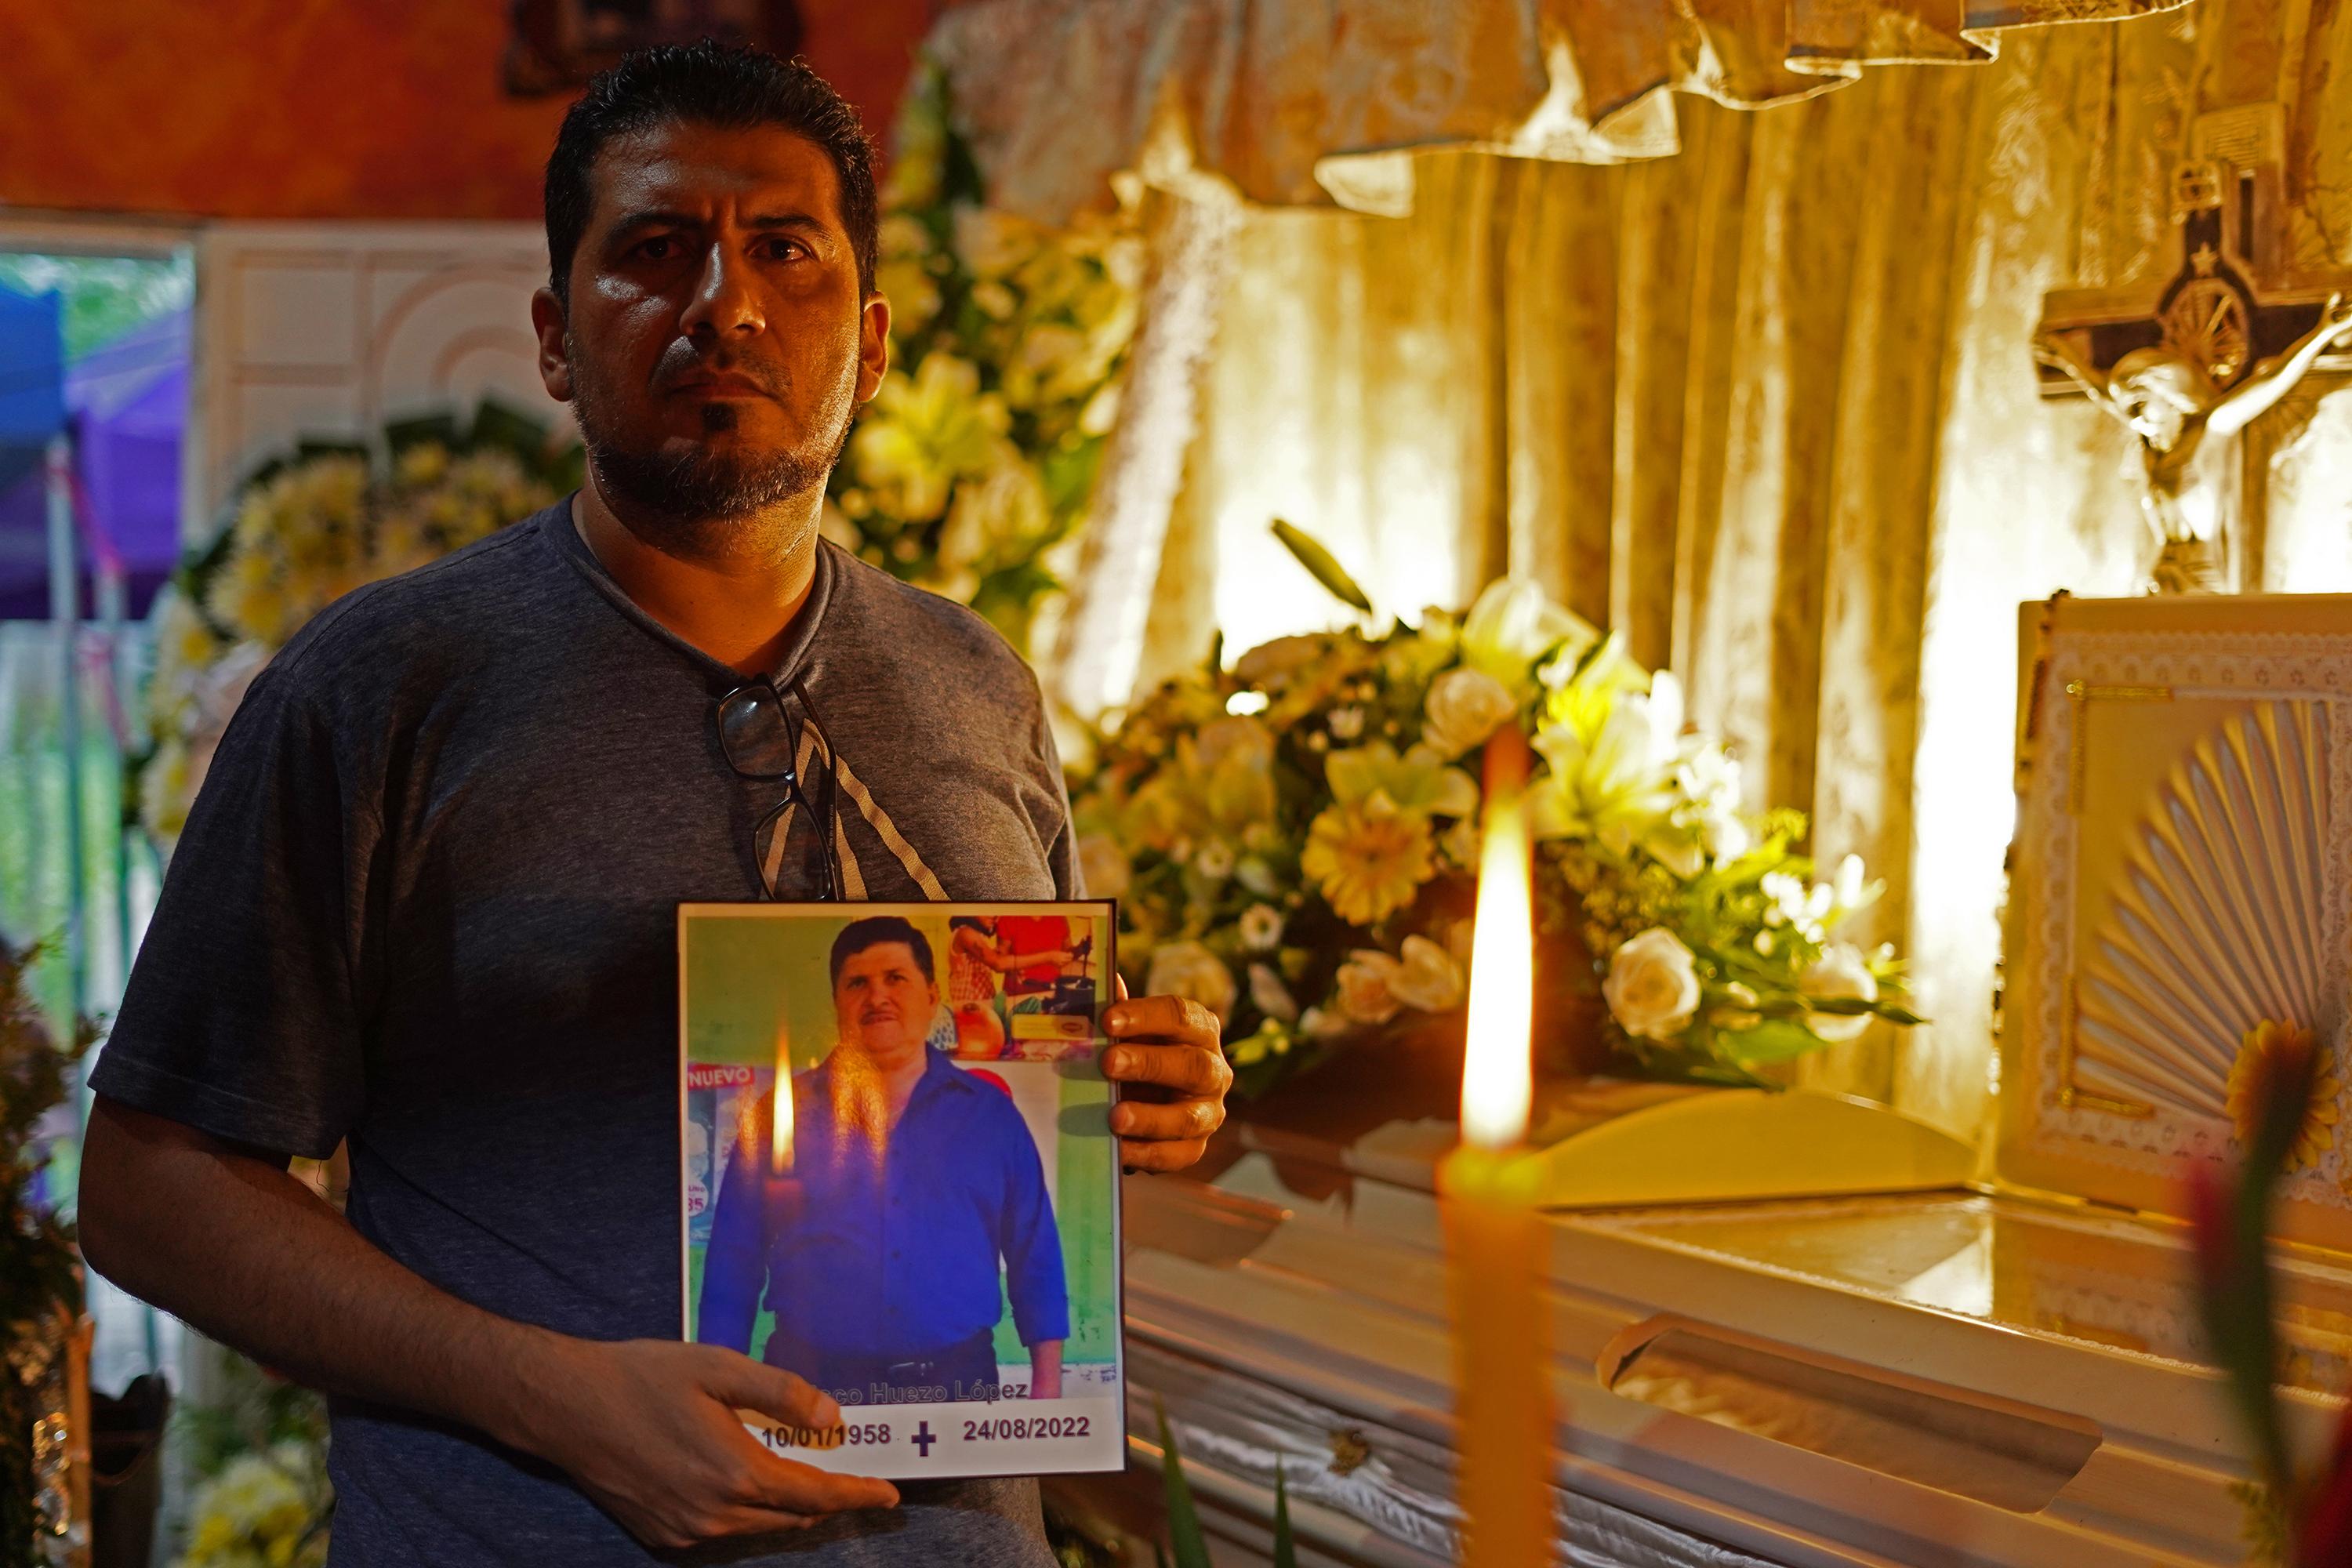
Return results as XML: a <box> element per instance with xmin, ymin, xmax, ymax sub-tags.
<box><xmin>2035</xmin><ymin>148</ymin><xmax>2352</xmax><ymax>595</ymax></box>
<box><xmin>2035</xmin><ymin>294</ymin><xmax>2352</xmax><ymax>593</ymax></box>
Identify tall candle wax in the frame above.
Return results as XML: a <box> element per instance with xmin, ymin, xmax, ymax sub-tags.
<box><xmin>1439</xmin><ymin>722</ymin><xmax>1555</xmax><ymax>1566</ymax></box>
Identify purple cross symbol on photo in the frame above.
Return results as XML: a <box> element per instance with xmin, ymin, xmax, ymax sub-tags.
<box><xmin>912</xmin><ymin>1421</ymin><xmax>937</xmax><ymax>1458</ymax></box>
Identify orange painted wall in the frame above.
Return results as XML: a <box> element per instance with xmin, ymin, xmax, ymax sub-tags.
<box><xmin>0</xmin><ymin>0</ymin><xmax>938</xmax><ymax>222</ymax></box>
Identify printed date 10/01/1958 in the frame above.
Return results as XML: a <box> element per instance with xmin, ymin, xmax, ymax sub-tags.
<box><xmin>751</xmin><ymin>1421</ymin><xmax>891</xmax><ymax>1452</ymax></box>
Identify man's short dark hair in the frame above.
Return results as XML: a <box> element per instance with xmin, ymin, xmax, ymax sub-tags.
<box><xmin>829</xmin><ymin>916</ymin><xmax>935</xmax><ymax>991</ymax></box>
<box><xmin>543</xmin><ymin>41</ymin><xmax>879</xmax><ymax>304</ymax></box>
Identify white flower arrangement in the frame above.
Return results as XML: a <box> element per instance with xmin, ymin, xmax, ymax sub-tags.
<box><xmin>140</xmin><ymin>418</ymin><xmax>568</xmax><ymax>845</ymax></box>
<box><xmin>180</xmin><ymin>1439</ymin><xmax>328</xmax><ymax>1568</ymax></box>
<box><xmin>829</xmin><ymin>64</ymin><xmax>1143</xmax><ymax>656</ymax></box>
<box><xmin>1070</xmin><ymin>527</ymin><xmax>1922</xmax><ymax>1095</ymax></box>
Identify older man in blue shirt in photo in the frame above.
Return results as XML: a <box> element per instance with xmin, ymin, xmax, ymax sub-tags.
<box><xmin>699</xmin><ymin>916</ymin><xmax>1069</xmax><ymax>1403</ymax></box>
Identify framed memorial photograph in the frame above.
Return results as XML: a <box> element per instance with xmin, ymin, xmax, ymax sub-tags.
<box><xmin>679</xmin><ymin>900</ymin><xmax>1125</xmax><ymax>1479</ymax></box>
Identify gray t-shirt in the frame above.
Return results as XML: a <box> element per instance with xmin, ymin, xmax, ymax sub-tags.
<box><xmin>91</xmin><ymin>500</ymin><xmax>1078</xmax><ymax>1566</ymax></box>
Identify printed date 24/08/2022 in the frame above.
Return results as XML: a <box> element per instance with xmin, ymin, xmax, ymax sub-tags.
<box><xmin>964</xmin><ymin>1416</ymin><xmax>1091</xmax><ymax>1441</ymax></box>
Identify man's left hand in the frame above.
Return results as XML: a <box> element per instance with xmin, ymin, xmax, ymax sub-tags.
<box><xmin>1102</xmin><ymin>991</ymin><xmax>1232</xmax><ymax>1174</ymax></box>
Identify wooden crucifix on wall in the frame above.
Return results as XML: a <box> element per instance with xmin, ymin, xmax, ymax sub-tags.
<box><xmin>2034</xmin><ymin>132</ymin><xmax>2352</xmax><ymax>594</ymax></box>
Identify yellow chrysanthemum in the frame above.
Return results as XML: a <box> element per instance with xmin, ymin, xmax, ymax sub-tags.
<box><xmin>2226</xmin><ymin>1019</ymin><xmax>2339</xmax><ymax>1173</ymax></box>
<box><xmin>208</xmin><ymin>546</ymin><xmax>292</xmax><ymax>646</ymax></box>
<box><xmin>1302</xmin><ymin>796</ymin><xmax>1434</xmax><ymax>927</ymax></box>
<box><xmin>394</xmin><ymin>440</ymin><xmax>451</xmax><ymax>487</ymax></box>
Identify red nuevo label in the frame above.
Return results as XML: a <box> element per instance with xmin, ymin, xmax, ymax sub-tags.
<box><xmin>686</xmin><ymin>1064</ymin><xmax>757</xmax><ymax>1091</ymax></box>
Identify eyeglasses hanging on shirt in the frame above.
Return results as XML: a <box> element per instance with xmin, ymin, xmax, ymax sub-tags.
<box><xmin>715</xmin><ymin>677</ymin><xmax>845</xmax><ymax>901</ymax></box>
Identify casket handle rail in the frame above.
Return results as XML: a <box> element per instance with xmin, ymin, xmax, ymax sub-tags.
<box><xmin>1596</xmin><ymin>1313</ymin><xmax>2104</xmax><ymax>1515</ymax></box>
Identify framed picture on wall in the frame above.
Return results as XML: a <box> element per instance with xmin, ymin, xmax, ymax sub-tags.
<box><xmin>505</xmin><ymin>0</ymin><xmax>805</xmax><ymax>94</ymax></box>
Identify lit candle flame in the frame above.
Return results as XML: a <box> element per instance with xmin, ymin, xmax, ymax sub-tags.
<box><xmin>771</xmin><ymin>1022</ymin><xmax>797</xmax><ymax>1175</ymax></box>
<box><xmin>1461</xmin><ymin>724</ymin><xmax>1534</xmax><ymax>1150</ymax></box>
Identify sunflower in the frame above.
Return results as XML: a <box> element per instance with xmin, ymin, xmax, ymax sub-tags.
<box><xmin>1302</xmin><ymin>795</ymin><xmax>1435</xmax><ymax>927</ymax></box>
<box><xmin>2225</xmin><ymin>1019</ymin><xmax>2339</xmax><ymax>1173</ymax></box>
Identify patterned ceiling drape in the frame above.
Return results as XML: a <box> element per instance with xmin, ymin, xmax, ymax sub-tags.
<box><xmin>925</xmin><ymin>0</ymin><xmax>2194</xmax><ymax>225</ymax></box>
<box><xmin>1105</xmin><ymin>0</ymin><xmax>2352</xmax><ymax>1140</ymax></box>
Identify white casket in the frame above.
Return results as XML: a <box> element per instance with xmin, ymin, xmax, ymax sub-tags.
<box><xmin>1052</xmin><ymin>594</ymin><xmax>2352</xmax><ymax>1566</ymax></box>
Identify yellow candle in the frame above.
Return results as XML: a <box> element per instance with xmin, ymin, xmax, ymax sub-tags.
<box><xmin>1439</xmin><ymin>723</ymin><xmax>1555</xmax><ymax>1566</ymax></box>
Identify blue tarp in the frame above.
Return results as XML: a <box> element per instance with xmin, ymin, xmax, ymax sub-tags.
<box><xmin>0</xmin><ymin>285</ymin><xmax>64</xmax><ymax>447</ymax></box>
<box><xmin>0</xmin><ymin>285</ymin><xmax>66</xmax><ymax>612</ymax></box>
<box><xmin>0</xmin><ymin>299</ymin><xmax>187</xmax><ymax>619</ymax></box>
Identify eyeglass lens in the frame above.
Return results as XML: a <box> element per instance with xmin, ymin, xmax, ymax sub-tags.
<box><xmin>718</xmin><ymin>683</ymin><xmax>799</xmax><ymax>779</ymax></box>
<box><xmin>723</xmin><ymin>681</ymin><xmax>840</xmax><ymax>900</ymax></box>
<box><xmin>753</xmin><ymin>793</ymin><xmax>826</xmax><ymax>898</ymax></box>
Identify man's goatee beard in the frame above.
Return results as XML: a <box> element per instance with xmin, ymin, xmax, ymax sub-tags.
<box><xmin>568</xmin><ymin>343</ymin><xmax>855</xmax><ymax>537</ymax></box>
<box><xmin>584</xmin><ymin>428</ymin><xmax>836</xmax><ymax>525</ymax></box>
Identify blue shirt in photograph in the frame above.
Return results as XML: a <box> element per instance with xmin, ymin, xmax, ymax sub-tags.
<box><xmin>698</xmin><ymin>1045</ymin><xmax>1069</xmax><ymax>1362</ymax></box>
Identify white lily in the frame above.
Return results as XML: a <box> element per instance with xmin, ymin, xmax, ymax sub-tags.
<box><xmin>1459</xmin><ymin>577</ymin><xmax>1597</xmax><ymax>695</ymax></box>
<box><xmin>1529</xmin><ymin>673</ymin><xmax>1684</xmax><ymax>854</ymax></box>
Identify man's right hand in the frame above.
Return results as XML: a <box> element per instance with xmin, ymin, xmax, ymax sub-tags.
<box><xmin>78</xmin><ymin>1100</ymin><xmax>898</xmax><ymax>1555</ymax></box>
<box><xmin>513</xmin><ymin>1337</ymin><xmax>898</xmax><ymax>1551</ymax></box>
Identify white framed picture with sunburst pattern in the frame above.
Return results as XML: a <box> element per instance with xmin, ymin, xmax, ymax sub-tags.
<box><xmin>1998</xmin><ymin>593</ymin><xmax>2352</xmax><ymax>1252</ymax></box>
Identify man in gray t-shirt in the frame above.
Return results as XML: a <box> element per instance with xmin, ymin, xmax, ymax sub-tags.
<box><xmin>78</xmin><ymin>43</ymin><xmax>1232</xmax><ymax>1567</ymax></box>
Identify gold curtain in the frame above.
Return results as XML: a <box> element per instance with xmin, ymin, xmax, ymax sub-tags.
<box><xmin>1139</xmin><ymin>0</ymin><xmax>2352</xmax><ymax>1140</ymax></box>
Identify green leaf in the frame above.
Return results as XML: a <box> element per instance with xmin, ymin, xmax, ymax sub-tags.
<box><xmin>546</xmin><ymin>441</ymin><xmax>587</xmax><ymax>495</ymax></box>
<box><xmin>466</xmin><ymin>397</ymin><xmax>552</xmax><ymax>463</ymax></box>
<box><xmin>1272</xmin><ymin>1468</ymin><xmax>1298</xmax><ymax>1568</ymax></box>
<box><xmin>1271</xmin><ymin>518</ymin><xmax>1372</xmax><ymax>613</ymax></box>
<box><xmin>1802</xmin><ymin>996</ymin><xmax>1929</xmax><ymax>1027</ymax></box>
<box><xmin>293</xmin><ymin>437</ymin><xmax>369</xmax><ymax>464</ymax></box>
<box><xmin>1039</xmin><ymin>437</ymin><xmax>1105</xmax><ymax>515</ymax></box>
<box><xmin>1158</xmin><ymin>1402</ymin><xmax>1211</xmax><ymax>1568</ymax></box>
<box><xmin>1721</xmin><ymin>1020</ymin><xmax>1836</xmax><ymax>1065</ymax></box>
<box><xmin>383</xmin><ymin>412</ymin><xmax>461</xmax><ymax>455</ymax></box>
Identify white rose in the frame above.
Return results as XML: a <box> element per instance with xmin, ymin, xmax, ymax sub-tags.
<box><xmin>1077</xmin><ymin>833</ymin><xmax>1132</xmax><ymax>898</ymax></box>
<box><xmin>1334</xmin><ymin>949</ymin><xmax>1404</xmax><ymax>1025</ymax></box>
<box><xmin>1420</xmin><ymin>667</ymin><xmax>1519</xmax><ymax>761</ymax></box>
<box><xmin>1386</xmin><ymin>935</ymin><xmax>1466</xmax><ymax>1012</ymax></box>
<box><xmin>1145</xmin><ymin>940</ymin><xmax>1239</xmax><ymax>1024</ymax></box>
<box><xmin>1602</xmin><ymin>928</ymin><xmax>1702</xmax><ymax>1042</ymax></box>
<box><xmin>1802</xmin><ymin>944</ymin><xmax>1880</xmax><ymax>1044</ymax></box>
